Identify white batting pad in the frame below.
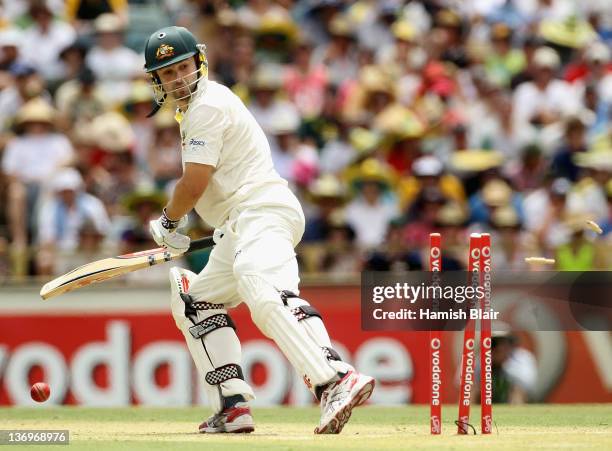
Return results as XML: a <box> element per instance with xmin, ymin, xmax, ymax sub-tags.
<box><xmin>236</xmin><ymin>274</ymin><xmax>338</xmax><ymax>388</ymax></box>
<box><xmin>169</xmin><ymin>267</ymin><xmax>254</xmax><ymax>412</ymax></box>
<box><xmin>285</xmin><ymin>296</ymin><xmax>354</xmax><ymax>377</ymax></box>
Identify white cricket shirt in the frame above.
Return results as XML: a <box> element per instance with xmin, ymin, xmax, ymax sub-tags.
<box><xmin>177</xmin><ymin>79</ymin><xmax>295</xmax><ymax>228</ymax></box>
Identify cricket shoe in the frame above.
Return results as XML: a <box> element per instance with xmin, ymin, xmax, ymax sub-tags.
<box><xmin>198</xmin><ymin>404</ymin><xmax>255</xmax><ymax>433</ymax></box>
<box><xmin>314</xmin><ymin>371</ymin><xmax>375</xmax><ymax>434</ymax></box>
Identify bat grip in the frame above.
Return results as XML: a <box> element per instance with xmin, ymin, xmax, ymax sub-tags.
<box><xmin>187</xmin><ymin>235</ymin><xmax>215</xmax><ymax>253</ymax></box>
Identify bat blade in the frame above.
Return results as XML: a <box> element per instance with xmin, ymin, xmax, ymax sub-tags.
<box><xmin>40</xmin><ymin>247</ymin><xmax>178</xmax><ymax>300</ymax></box>
<box><xmin>39</xmin><ymin>235</ymin><xmax>215</xmax><ymax>300</ymax></box>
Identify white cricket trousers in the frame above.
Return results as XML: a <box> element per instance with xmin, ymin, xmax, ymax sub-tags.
<box><xmin>169</xmin><ymin>185</ymin><xmax>349</xmax><ymax>412</ymax></box>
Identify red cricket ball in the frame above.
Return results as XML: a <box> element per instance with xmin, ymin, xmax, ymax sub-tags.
<box><xmin>30</xmin><ymin>382</ymin><xmax>50</xmax><ymax>403</ymax></box>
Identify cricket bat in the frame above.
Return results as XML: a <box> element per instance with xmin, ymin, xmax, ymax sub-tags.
<box><xmin>40</xmin><ymin>236</ymin><xmax>215</xmax><ymax>300</ymax></box>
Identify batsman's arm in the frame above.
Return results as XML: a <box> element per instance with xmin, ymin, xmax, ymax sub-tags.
<box><xmin>164</xmin><ymin>163</ymin><xmax>214</xmax><ymax>220</ymax></box>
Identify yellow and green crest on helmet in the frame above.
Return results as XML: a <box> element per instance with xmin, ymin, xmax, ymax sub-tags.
<box><xmin>155</xmin><ymin>44</ymin><xmax>175</xmax><ymax>60</ymax></box>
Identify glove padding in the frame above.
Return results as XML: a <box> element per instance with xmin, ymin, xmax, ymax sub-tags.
<box><xmin>149</xmin><ymin>212</ymin><xmax>190</xmax><ymax>254</ymax></box>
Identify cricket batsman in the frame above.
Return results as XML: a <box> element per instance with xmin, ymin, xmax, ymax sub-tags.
<box><xmin>143</xmin><ymin>26</ymin><xmax>375</xmax><ymax>434</ymax></box>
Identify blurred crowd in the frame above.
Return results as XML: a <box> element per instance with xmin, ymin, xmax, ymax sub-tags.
<box><xmin>0</xmin><ymin>0</ymin><xmax>610</xmax><ymax>281</ymax></box>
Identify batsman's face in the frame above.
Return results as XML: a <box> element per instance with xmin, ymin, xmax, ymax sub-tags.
<box><xmin>157</xmin><ymin>58</ymin><xmax>199</xmax><ymax>101</ymax></box>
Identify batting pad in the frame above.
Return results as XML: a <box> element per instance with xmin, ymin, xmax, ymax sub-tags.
<box><xmin>169</xmin><ymin>267</ymin><xmax>254</xmax><ymax>412</ymax></box>
<box><xmin>285</xmin><ymin>296</ymin><xmax>354</xmax><ymax>378</ymax></box>
<box><xmin>237</xmin><ymin>274</ymin><xmax>338</xmax><ymax>388</ymax></box>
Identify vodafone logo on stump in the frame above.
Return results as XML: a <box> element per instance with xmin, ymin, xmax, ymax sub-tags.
<box><xmin>430</xmin><ymin>338</ymin><xmax>442</xmax><ymax>407</ymax></box>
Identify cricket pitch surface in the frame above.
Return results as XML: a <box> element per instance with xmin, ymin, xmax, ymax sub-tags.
<box><xmin>1</xmin><ymin>404</ymin><xmax>610</xmax><ymax>450</ymax></box>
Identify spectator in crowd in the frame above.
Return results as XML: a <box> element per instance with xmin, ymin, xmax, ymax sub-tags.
<box><xmin>20</xmin><ymin>0</ymin><xmax>76</xmax><ymax>82</ymax></box>
<box><xmin>374</xmin><ymin>103</ymin><xmax>425</xmax><ymax>175</ymax></box>
<box><xmin>0</xmin><ymin>28</ymin><xmax>23</xmax><ymax>73</ymax></box>
<box><xmin>117</xmin><ymin>183</ymin><xmax>185</xmax><ymax>282</ymax></box>
<box><xmin>56</xmin><ymin>39</ymin><xmax>89</xmax><ymax>83</ymax></box>
<box><xmin>313</xmin><ymin>208</ymin><xmax>360</xmax><ymax>276</ymax></box>
<box><xmin>344</xmin><ymin>65</ymin><xmax>397</xmax><ymax>126</ymax></box>
<box><xmin>430</xmin><ymin>202</ymin><xmax>467</xmax><ymax>270</ymax></box>
<box><xmin>402</xmin><ymin>186</ymin><xmax>447</xmax><ymax>248</ymax></box>
<box><xmin>204</xmin><ymin>9</ymin><xmax>243</xmax><ymax>82</ymax></box>
<box><xmin>489</xmin><ymin>204</ymin><xmax>531</xmax><ymax>270</ymax></box>
<box><xmin>512</xmin><ymin>46</ymin><xmax>580</xmax><ymax>150</ymax></box>
<box><xmin>507</xmin><ymin>144</ymin><xmax>548</xmax><ymax>192</ymax></box>
<box><xmin>294</xmin><ymin>0</ymin><xmax>343</xmax><ymax>47</ymax></box>
<box><xmin>524</xmin><ymin>176</ymin><xmax>572</xmax><ymax>251</ymax></box>
<box><xmin>64</xmin><ymin>0</ymin><xmax>128</xmax><ymax>34</ymax></box>
<box><xmin>567</xmin><ymin>41</ymin><xmax>612</xmax><ymax>103</ymax></box>
<box><xmin>52</xmin><ymin>217</ymin><xmax>107</xmax><ymax>276</ymax></box>
<box><xmin>538</xmin><ymin>13</ymin><xmax>598</xmax><ymax>64</ymax></box>
<box><xmin>581</xmin><ymin>82</ymin><xmax>610</xmax><ymax>140</ymax></box>
<box><xmin>36</xmin><ymin>167</ymin><xmax>109</xmax><ymax>275</ymax></box>
<box><xmin>2</xmin><ymin>98</ymin><xmax>74</xmax><ymax>269</ymax></box>
<box><xmin>488</xmin><ymin>323</ymin><xmax>537</xmax><ymax>404</ymax></box>
<box><xmin>551</xmin><ymin>116</ymin><xmax>588</xmax><ymax>181</ymax></box>
<box><xmin>567</xmin><ymin>147</ymin><xmax>609</xmax><ymax>220</ymax></box>
<box><xmin>397</xmin><ymin>155</ymin><xmax>466</xmax><ymax>212</ymax></box>
<box><xmin>374</xmin><ymin>200</ymin><xmax>468</xmax><ymax>272</ymax></box>
<box><xmin>303</xmin><ymin>174</ymin><xmax>348</xmax><ymax>242</ymax></box>
<box><xmin>247</xmin><ymin>63</ymin><xmax>293</xmax><ymax>136</ymax></box>
<box><xmin>376</xmin><ymin>19</ymin><xmax>423</xmax><ymax>104</ymax></box>
<box><xmin>0</xmin><ymin>155</ymin><xmax>9</xmax><ymax>278</ymax></box>
<box><xmin>318</xmin><ymin>116</ymin><xmax>357</xmax><ymax>175</ymax></box>
<box><xmin>236</xmin><ymin>0</ymin><xmax>290</xmax><ymax>31</ymax></box>
<box><xmin>123</xmin><ymin>81</ymin><xmax>155</xmax><ymax>179</ymax></box>
<box><xmin>465</xmin><ymin>72</ymin><xmax>516</xmax><ymax>156</ymax></box>
<box><xmin>0</xmin><ymin>238</ymin><xmax>9</xmax><ymax>279</ymax></box>
<box><xmin>484</xmin><ymin>22</ymin><xmax>526</xmax><ymax>88</ymax></box>
<box><xmin>216</xmin><ymin>33</ymin><xmax>256</xmax><ymax>95</ymax></box>
<box><xmin>364</xmin><ymin>217</ymin><xmax>414</xmax><ymax>272</ymax></box>
<box><xmin>345</xmin><ymin>158</ymin><xmax>398</xmax><ymax>250</ymax></box>
<box><xmin>469</xmin><ymin>178</ymin><xmax>524</xmax><ymax>225</ymax></box>
<box><xmin>253</xmin><ymin>8</ymin><xmax>298</xmax><ymax>63</ymax></box>
<box><xmin>0</xmin><ymin>64</ymin><xmax>49</xmax><ymax>132</ymax></box>
<box><xmin>599</xmin><ymin>180</ymin><xmax>612</xmax><ymax>270</ymax></box>
<box><xmin>554</xmin><ymin>214</ymin><xmax>599</xmax><ymax>271</ymax></box>
<box><xmin>300</xmin><ymin>83</ymin><xmax>343</xmax><ymax>150</ymax></box>
<box><xmin>268</xmin><ymin>103</ymin><xmax>319</xmax><ymax>189</ymax></box>
<box><xmin>55</xmin><ymin>67</ymin><xmax>105</xmax><ymax>123</ymax></box>
<box><xmin>312</xmin><ymin>14</ymin><xmax>359</xmax><ymax>87</ymax></box>
<box><xmin>86</xmin><ymin>111</ymin><xmax>137</xmax><ymax>215</ymax></box>
<box><xmin>85</xmin><ymin>13</ymin><xmax>142</xmax><ymax>106</ymax></box>
<box><xmin>509</xmin><ymin>34</ymin><xmax>546</xmax><ymax>89</ymax></box>
<box><xmin>148</xmin><ymin>108</ymin><xmax>182</xmax><ymax>191</ymax></box>
<box><xmin>119</xmin><ymin>187</ymin><xmax>165</xmax><ymax>254</ymax></box>
<box><xmin>434</xmin><ymin>9</ymin><xmax>470</xmax><ymax>69</ymax></box>
<box><xmin>283</xmin><ymin>34</ymin><xmax>328</xmax><ymax>118</ymax></box>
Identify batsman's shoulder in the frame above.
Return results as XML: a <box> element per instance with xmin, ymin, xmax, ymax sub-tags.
<box><xmin>206</xmin><ymin>80</ymin><xmax>237</xmax><ymax>104</ymax></box>
<box><xmin>187</xmin><ymin>95</ymin><xmax>230</xmax><ymax>128</ymax></box>
<box><xmin>194</xmin><ymin>82</ymin><xmax>236</xmax><ymax>115</ymax></box>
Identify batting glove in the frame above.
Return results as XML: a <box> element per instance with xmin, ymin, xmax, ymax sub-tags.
<box><xmin>149</xmin><ymin>209</ymin><xmax>190</xmax><ymax>254</ymax></box>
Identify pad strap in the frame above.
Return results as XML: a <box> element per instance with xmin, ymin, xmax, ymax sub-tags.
<box><xmin>191</xmin><ymin>300</ymin><xmax>227</xmax><ymax>310</ymax></box>
<box><xmin>291</xmin><ymin>305</ymin><xmax>322</xmax><ymax>321</ymax></box>
<box><xmin>181</xmin><ymin>293</ymin><xmax>226</xmax><ymax>311</ymax></box>
<box><xmin>189</xmin><ymin>314</ymin><xmax>235</xmax><ymax>339</ymax></box>
<box><xmin>280</xmin><ymin>290</ymin><xmax>299</xmax><ymax>306</ymax></box>
<box><xmin>323</xmin><ymin>346</ymin><xmax>342</xmax><ymax>362</ymax></box>
<box><xmin>205</xmin><ymin>364</ymin><xmax>244</xmax><ymax>386</ymax></box>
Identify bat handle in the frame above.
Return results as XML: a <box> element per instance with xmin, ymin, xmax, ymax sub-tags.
<box><xmin>187</xmin><ymin>235</ymin><xmax>215</xmax><ymax>253</ymax></box>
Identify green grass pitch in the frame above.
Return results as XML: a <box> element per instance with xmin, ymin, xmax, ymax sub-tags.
<box><xmin>1</xmin><ymin>404</ymin><xmax>611</xmax><ymax>450</ymax></box>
